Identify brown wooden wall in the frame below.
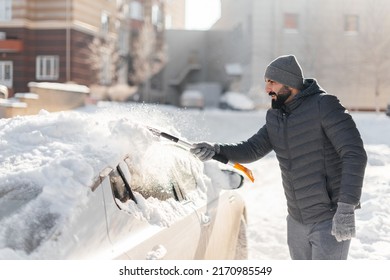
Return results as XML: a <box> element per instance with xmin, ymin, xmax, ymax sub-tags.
<box><xmin>0</xmin><ymin>27</ymin><xmax>97</xmax><ymax>94</ymax></box>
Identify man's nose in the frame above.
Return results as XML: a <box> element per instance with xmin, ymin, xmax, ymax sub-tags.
<box><xmin>265</xmin><ymin>84</ymin><xmax>272</xmax><ymax>93</ymax></box>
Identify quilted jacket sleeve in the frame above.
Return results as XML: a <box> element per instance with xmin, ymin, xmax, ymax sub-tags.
<box><xmin>218</xmin><ymin>124</ymin><xmax>273</xmax><ymax>163</ymax></box>
<box><xmin>319</xmin><ymin>95</ymin><xmax>367</xmax><ymax>206</ymax></box>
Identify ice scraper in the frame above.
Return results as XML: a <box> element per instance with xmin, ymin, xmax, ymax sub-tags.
<box><xmin>147</xmin><ymin>127</ymin><xmax>255</xmax><ymax>182</ymax></box>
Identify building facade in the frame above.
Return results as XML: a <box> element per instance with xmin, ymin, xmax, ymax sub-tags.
<box><xmin>164</xmin><ymin>0</ymin><xmax>185</xmax><ymax>29</ymax></box>
<box><xmin>0</xmin><ymin>0</ymin><xmax>118</xmax><ymax>95</ymax></box>
<box><xmin>0</xmin><ymin>0</ymin><xmax>166</xmax><ymax>100</ymax></box>
<box><xmin>164</xmin><ymin>0</ymin><xmax>390</xmax><ymax>111</ymax></box>
<box><xmin>230</xmin><ymin>0</ymin><xmax>390</xmax><ymax>111</ymax></box>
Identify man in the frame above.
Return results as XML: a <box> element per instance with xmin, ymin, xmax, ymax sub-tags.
<box><xmin>190</xmin><ymin>55</ymin><xmax>367</xmax><ymax>260</ymax></box>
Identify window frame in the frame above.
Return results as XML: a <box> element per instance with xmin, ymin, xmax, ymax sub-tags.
<box><xmin>36</xmin><ymin>55</ymin><xmax>59</xmax><ymax>80</ymax></box>
<box><xmin>344</xmin><ymin>14</ymin><xmax>359</xmax><ymax>35</ymax></box>
<box><xmin>101</xmin><ymin>11</ymin><xmax>110</xmax><ymax>37</ymax></box>
<box><xmin>0</xmin><ymin>0</ymin><xmax>12</xmax><ymax>21</ymax></box>
<box><xmin>107</xmin><ymin>164</ymin><xmax>137</xmax><ymax>209</ymax></box>
<box><xmin>130</xmin><ymin>1</ymin><xmax>144</xmax><ymax>20</ymax></box>
<box><xmin>0</xmin><ymin>60</ymin><xmax>13</xmax><ymax>87</ymax></box>
<box><xmin>283</xmin><ymin>13</ymin><xmax>299</xmax><ymax>33</ymax></box>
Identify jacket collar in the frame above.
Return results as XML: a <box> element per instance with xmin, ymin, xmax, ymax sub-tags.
<box><xmin>282</xmin><ymin>79</ymin><xmax>325</xmax><ymax>114</ymax></box>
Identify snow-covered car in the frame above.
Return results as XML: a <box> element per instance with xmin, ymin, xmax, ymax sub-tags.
<box><xmin>220</xmin><ymin>92</ymin><xmax>255</xmax><ymax>111</ymax></box>
<box><xmin>180</xmin><ymin>90</ymin><xmax>204</xmax><ymax>109</ymax></box>
<box><xmin>0</xmin><ymin>110</ymin><xmax>247</xmax><ymax>260</ymax></box>
<box><xmin>386</xmin><ymin>103</ymin><xmax>390</xmax><ymax>116</ymax></box>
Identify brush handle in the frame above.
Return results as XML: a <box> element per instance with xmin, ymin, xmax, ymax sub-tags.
<box><xmin>160</xmin><ymin>132</ymin><xmax>192</xmax><ymax>149</ymax></box>
<box><xmin>159</xmin><ymin>131</ymin><xmax>254</xmax><ymax>181</ymax></box>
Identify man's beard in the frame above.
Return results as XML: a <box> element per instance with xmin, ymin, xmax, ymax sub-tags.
<box><xmin>269</xmin><ymin>86</ymin><xmax>292</xmax><ymax>109</ymax></box>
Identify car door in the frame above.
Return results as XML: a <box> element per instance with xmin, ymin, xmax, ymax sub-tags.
<box><xmin>190</xmin><ymin>169</ymin><xmax>247</xmax><ymax>259</ymax></box>
<box><xmin>195</xmin><ymin>189</ymin><xmax>245</xmax><ymax>259</ymax></box>
<box><xmin>58</xmin><ymin>168</ymin><xmax>115</xmax><ymax>259</ymax></box>
<box><xmin>100</xmin><ymin>159</ymin><xmax>203</xmax><ymax>260</ymax></box>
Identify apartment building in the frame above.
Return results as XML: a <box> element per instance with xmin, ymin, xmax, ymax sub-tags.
<box><xmin>226</xmin><ymin>0</ymin><xmax>390</xmax><ymax>110</ymax></box>
<box><xmin>0</xmin><ymin>0</ymin><xmax>166</xmax><ymax>100</ymax></box>
<box><xmin>0</xmin><ymin>0</ymin><xmax>116</xmax><ymax>95</ymax></box>
<box><xmin>164</xmin><ymin>0</ymin><xmax>185</xmax><ymax>29</ymax></box>
<box><xmin>164</xmin><ymin>0</ymin><xmax>390</xmax><ymax>110</ymax></box>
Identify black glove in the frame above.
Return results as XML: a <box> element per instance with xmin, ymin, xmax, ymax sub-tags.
<box><xmin>331</xmin><ymin>202</ymin><xmax>356</xmax><ymax>242</ymax></box>
<box><xmin>190</xmin><ymin>142</ymin><xmax>220</xmax><ymax>161</ymax></box>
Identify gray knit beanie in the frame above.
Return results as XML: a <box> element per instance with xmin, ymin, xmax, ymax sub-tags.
<box><xmin>264</xmin><ymin>55</ymin><xmax>304</xmax><ymax>89</ymax></box>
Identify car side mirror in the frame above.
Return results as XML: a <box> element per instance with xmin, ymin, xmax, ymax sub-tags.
<box><xmin>221</xmin><ymin>170</ymin><xmax>244</xmax><ymax>190</ymax></box>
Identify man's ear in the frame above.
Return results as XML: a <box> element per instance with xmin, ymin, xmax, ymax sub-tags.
<box><xmin>290</xmin><ymin>87</ymin><xmax>300</xmax><ymax>94</ymax></box>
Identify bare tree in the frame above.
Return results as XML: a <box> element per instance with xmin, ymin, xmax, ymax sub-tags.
<box><xmin>358</xmin><ymin>0</ymin><xmax>390</xmax><ymax>112</ymax></box>
<box><xmin>128</xmin><ymin>17</ymin><xmax>167</xmax><ymax>102</ymax></box>
<box><xmin>88</xmin><ymin>36</ymin><xmax>120</xmax><ymax>85</ymax></box>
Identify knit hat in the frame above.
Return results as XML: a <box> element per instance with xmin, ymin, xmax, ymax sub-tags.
<box><xmin>264</xmin><ymin>55</ymin><xmax>304</xmax><ymax>89</ymax></box>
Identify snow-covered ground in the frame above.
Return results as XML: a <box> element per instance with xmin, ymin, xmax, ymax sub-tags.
<box><xmin>0</xmin><ymin>102</ymin><xmax>389</xmax><ymax>260</ymax></box>
<box><xmin>150</xmin><ymin>104</ymin><xmax>390</xmax><ymax>260</ymax></box>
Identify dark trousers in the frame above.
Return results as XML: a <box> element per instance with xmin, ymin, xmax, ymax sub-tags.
<box><xmin>287</xmin><ymin>215</ymin><xmax>351</xmax><ymax>260</ymax></box>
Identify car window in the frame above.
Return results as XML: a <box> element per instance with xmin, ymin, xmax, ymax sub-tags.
<box><xmin>116</xmin><ymin>161</ymin><xmax>138</xmax><ymax>203</ymax></box>
<box><xmin>109</xmin><ymin>170</ymin><xmax>130</xmax><ymax>203</ymax></box>
<box><xmin>122</xmin><ymin>144</ymin><xmax>200</xmax><ymax>202</ymax></box>
<box><xmin>92</xmin><ymin>145</ymin><xmax>201</xmax><ymax>205</ymax></box>
<box><xmin>89</xmin><ymin>162</ymin><xmax>136</xmax><ymax>210</ymax></box>
<box><xmin>123</xmin><ymin>156</ymin><xmax>178</xmax><ymax>201</ymax></box>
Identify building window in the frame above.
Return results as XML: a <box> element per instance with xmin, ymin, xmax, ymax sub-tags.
<box><xmin>130</xmin><ymin>1</ymin><xmax>143</xmax><ymax>20</ymax></box>
<box><xmin>101</xmin><ymin>12</ymin><xmax>110</xmax><ymax>36</ymax></box>
<box><xmin>0</xmin><ymin>0</ymin><xmax>12</xmax><ymax>21</ymax></box>
<box><xmin>36</xmin><ymin>56</ymin><xmax>59</xmax><ymax>80</ymax></box>
<box><xmin>284</xmin><ymin>13</ymin><xmax>299</xmax><ymax>33</ymax></box>
<box><xmin>165</xmin><ymin>15</ymin><xmax>172</xmax><ymax>29</ymax></box>
<box><xmin>344</xmin><ymin>15</ymin><xmax>359</xmax><ymax>34</ymax></box>
<box><xmin>0</xmin><ymin>61</ymin><xmax>13</xmax><ymax>87</ymax></box>
<box><xmin>152</xmin><ymin>4</ymin><xmax>160</xmax><ymax>25</ymax></box>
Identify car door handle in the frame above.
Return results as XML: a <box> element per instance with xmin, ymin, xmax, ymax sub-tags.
<box><xmin>146</xmin><ymin>245</ymin><xmax>167</xmax><ymax>260</ymax></box>
<box><xmin>201</xmin><ymin>213</ymin><xmax>211</xmax><ymax>227</ymax></box>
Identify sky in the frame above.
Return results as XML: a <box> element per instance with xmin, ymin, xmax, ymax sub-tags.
<box><xmin>185</xmin><ymin>0</ymin><xmax>221</xmax><ymax>30</ymax></box>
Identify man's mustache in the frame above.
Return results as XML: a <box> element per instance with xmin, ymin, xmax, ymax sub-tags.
<box><xmin>268</xmin><ymin>91</ymin><xmax>276</xmax><ymax>97</ymax></box>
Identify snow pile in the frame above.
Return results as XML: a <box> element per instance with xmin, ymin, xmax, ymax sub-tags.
<box><xmin>350</xmin><ymin>144</ymin><xmax>390</xmax><ymax>259</ymax></box>
<box><xmin>220</xmin><ymin>92</ymin><xmax>255</xmax><ymax>110</ymax></box>
<box><xmin>27</xmin><ymin>82</ymin><xmax>90</xmax><ymax>93</ymax></box>
<box><xmin>0</xmin><ymin>105</ymin><xmax>226</xmax><ymax>259</ymax></box>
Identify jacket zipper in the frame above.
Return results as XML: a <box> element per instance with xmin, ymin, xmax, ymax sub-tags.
<box><xmin>282</xmin><ymin>112</ymin><xmax>292</xmax><ymax>171</ymax></box>
<box><xmin>282</xmin><ymin>111</ymin><xmax>304</xmax><ymax>223</ymax></box>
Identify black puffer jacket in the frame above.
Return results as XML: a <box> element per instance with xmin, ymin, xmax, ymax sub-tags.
<box><xmin>219</xmin><ymin>79</ymin><xmax>367</xmax><ymax>224</ymax></box>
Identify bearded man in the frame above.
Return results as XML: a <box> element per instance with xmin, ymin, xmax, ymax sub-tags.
<box><xmin>190</xmin><ymin>55</ymin><xmax>367</xmax><ymax>260</ymax></box>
